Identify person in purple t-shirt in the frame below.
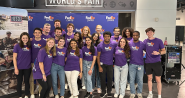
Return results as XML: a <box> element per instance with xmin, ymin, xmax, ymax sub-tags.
<box><xmin>114</xmin><ymin>37</ymin><xmax>130</xmax><ymax>98</ymax></box>
<box><xmin>95</xmin><ymin>25</ymin><xmax>104</xmax><ymax>42</ymax></box>
<box><xmin>143</xmin><ymin>27</ymin><xmax>166</xmax><ymax>98</ymax></box>
<box><xmin>81</xmin><ymin>26</ymin><xmax>91</xmax><ymax>46</ymax></box>
<box><xmin>30</xmin><ymin>28</ymin><xmax>46</xmax><ymax>98</ymax></box>
<box><xmin>54</xmin><ymin>27</ymin><xmax>64</xmax><ymax>47</ymax></box>
<box><xmin>111</xmin><ymin>27</ymin><xmax>122</xmax><ymax>43</ymax></box>
<box><xmin>13</xmin><ymin>32</ymin><xmax>31</xmax><ymax>98</ymax></box>
<box><xmin>122</xmin><ymin>27</ymin><xmax>134</xmax><ymax>42</ymax></box>
<box><xmin>74</xmin><ymin>32</ymin><xmax>83</xmax><ymax>49</ymax></box>
<box><xmin>64</xmin><ymin>39</ymin><xmax>83</xmax><ymax>98</ymax></box>
<box><xmin>65</xmin><ymin>23</ymin><xmax>74</xmax><ymax>48</ymax></box>
<box><xmin>33</xmin><ymin>38</ymin><xmax>56</xmax><ymax>98</ymax></box>
<box><xmin>51</xmin><ymin>37</ymin><xmax>67</xmax><ymax>98</ymax></box>
<box><xmin>97</xmin><ymin>31</ymin><xmax>117</xmax><ymax>97</ymax></box>
<box><xmin>41</xmin><ymin>23</ymin><xmax>52</xmax><ymax>41</ymax></box>
<box><xmin>82</xmin><ymin>36</ymin><xmax>97</xmax><ymax>97</ymax></box>
<box><xmin>129</xmin><ymin>31</ymin><xmax>146</xmax><ymax>98</ymax></box>
<box><xmin>49</xmin><ymin>19</ymin><xmax>66</xmax><ymax>38</ymax></box>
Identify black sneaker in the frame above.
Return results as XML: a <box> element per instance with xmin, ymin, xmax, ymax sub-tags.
<box><xmin>107</xmin><ymin>93</ymin><xmax>112</xmax><ymax>97</ymax></box>
<box><xmin>89</xmin><ymin>94</ymin><xmax>93</xmax><ymax>98</ymax></box>
<box><xmin>84</xmin><ymin>92</ymin><xmax>90</xmax><ymax>98</ymax></box>
<box><xmin>100</xmin><ymin>93</ymin><xmax>107</xmax><ymax>98</ymax></box>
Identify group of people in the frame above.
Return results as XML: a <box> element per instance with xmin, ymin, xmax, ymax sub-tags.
<box><xmin>13</xmin><ymin>19</ymin><xmax>166</xmax><ymax>98</ymax></box>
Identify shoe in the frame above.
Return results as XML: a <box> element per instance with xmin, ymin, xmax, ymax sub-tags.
<box><xmin>89</xmin><ymin>94</ymin><xmax>93</xmax><ymax>98</ymax></box>
<box><xmin>129</xmin><ymin>94</ymin><xmax>135</xmax><ymax>98</ymax></box>
<box><xmin>69</xmin><ymin>95</ymin><xmax>73</xmax><ymax>98</ymax></box>
<box><xmin>49</xmin><ymin>91</ymin><xmax>54</xmax><ymax>97</ymax></box>
<box><xmin>30</xmin><ymin>94</ymin><xmax>35</xmax><ymax>98</ymax></box>
<box><xmin>34</xmin><ymin>85</ymin><xmax>39</xmax><ymax>94</ymax></box>
<box><xmin>107</xmin><ymin>93</ymin><xmax>112</xmax><ymax>97</ymax></box>
<box><xmin>100</xmin><ymin>93</ymin><xmax>107</xmax><ymax>98</ymax></box>
<box><xmin>39</xmin><ymin>94</ymin><xmax>40</xmax><ymax>97</ymax></box>
<box><xmin>119</xmin><ymin>94</ymin><xmax>124</xmax><ymax>98</ymax></box>
<box><xmin>24</xmin><ymin>96</ymin><xmax>28</xmax><ymax>98</ymax></box>
<box><xmin>97</xmin><ymin>88</ymin><xmax>101</xmax><ymax>93</ymax></box>
<box><xmin>84</xmin><ymin>92</ymin><xmax>90</xmax><ymax>98</ymax></box>
<box><xmin>147</xmin><ymin>94</ymin><xmax>153</xmax><ymax>98</ymax></box>
<box><xmin>82</xmin><ymin>86</ymin><xmax>86</xmax><ymax>89</ymax></box>
<box><xmin>65</xmin><ymin>84</ymin><xmax>68</xmax><ymax>90</ymax></box>
<box><xmin>126</xmin><ymin>84</ymin><xmax>130</xmax><ymax>90</ymax></box>
<box><xmin>114</xmin><ymin>94</ymin><xmax>118</xmax><ymax>98</ymax></box>
<box><xmin>135</xmin><ymin>84</ymin><xmax>138</xmax><ymax>89</ymax></box>
<box><xmin>137</xmin><ymin>93</ymin><xmax>143</xmax><ymax>98</ymax></box>
<box><xmin>55</xmin><ymin>95</ymin><xmax>59</xmax><ymax>98</ymax></box>
<box><xmin>73</xmin><ymin>96</ymin><xmax>78</xmax><ymax>98</ymax></box>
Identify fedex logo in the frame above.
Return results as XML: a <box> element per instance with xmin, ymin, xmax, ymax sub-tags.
<box><xmin>105</xmin><ymin>47</ymin><xmax>112</xmax><ymax>51</ymax></box>
<box><xmin>75</xmin><ymin>28</ymin><xmax>82</xmax><ymax>32</ymax></box>
<box><xmin>28</xmin><ymin>16</ymin><xmax>33</xmax><ymax>21</ymax></box>
<box><xmin>48</xmin><ymin>54</ymin><xmax>52</xmax><ymax>58</ymax></box>
<box><xmin>106</xmin><ymin>16</ymin><xmax>115</xmax><ymax>21</ymax></box>
<box><xmin>132</xmin><ymin>46</ymin><xmax>139</xmax><ymax>51</ymax></box>
<box><xmin>22</xmin><ymin>47</ymin><xmax>30</xmax><ymax>51</ymax></box>
<box><xmin>70</xmin><ymin>52</ymin><xmax>76</xmax><ymax>56</ymax></box>
<box><xmin>86</xmin><ymin>16</ymin><xmax>95</xmax><ymax>22</ymax></box>
<box><xmin>44</xmin><ymin>16</ymin><xmax>54</xmax><ymax>21</ymax></box>
<box><xmin>33</xmin><ymin>43</ymin><xmax>41</xmax><ymax>48</ymax></box>
<box><xmin>118</xmin><ymin>49</ymin><xmax>124</xmax><ymax>53</ymax></box>
<box><xmin>57</xmin><ymin>51</ymin><xmax>65</xmax><ymax>56</ymax></box>
<box><xmin>147</xmin><ymin>42</ymin><xmax>154</xmax><ymax>47</ymax></box>
<box><xmin>65</xmin><ymin>16</ymin><xmax>74</xmax><ymax>21</ymax></box>
<box><xmin>85</xmin><ymin>52</ymin><xmax>92</xmax><ymax>56</ymax></box>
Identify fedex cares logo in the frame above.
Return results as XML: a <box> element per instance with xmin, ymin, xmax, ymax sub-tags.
<box><xmin>33</xmin><ymin>43</ymin><xmax>42</xmax><ymax>48</ymax></box>
<box><xmin>147</xmin><ymin>42</ymin><xmax>154</xmax><ymax>47</ymax></box>
<box><xmin>76</xmin><ymin>28</ymin><xmax>82</xmax><ymax>32</ymax></box>
<box><xmin>44</xmin><ymin>16</ymin><xmax>54</xmax><ymax>21</ymax></box>
<box><xmin>86</xmin><ymin>16</ymin><xmax>95</xmax><ymax>22</ymax></box>
<box><xmin>85</xmin><ymin>52</ymin><xmax>92</xmax><ymax>56</ymax></box>
<box><xmin>28</xmin><ymin>16</ymin><xmax>33</xmax><ymax>21</ymax></box>
<box><xmin>22</xmin><ymin>47</ymin><xmax>30</xmax><ymax>51</ymax></box>
<box><xmin>105</xmin><ymin>46</ymin><xmax>112</xmax><ymax>51</ymax></box>
<box><xmin>106</xmin><ymin>16</ymin><xmax>115</xmax><ymax>21</ymax></box>
<box><xmin>118</xmin><ymin>49</ymin><xmax>124</xmax><ymax>53</ymax></box>
<box><xmin>132</xmin><ymin>46</ymin><xmax>139</xmax><ymax>51</ymax></box>
<box><xmin>65</xmin><ymin>16</ymin><xmax>74</xmax><ymax>21</ymax></box>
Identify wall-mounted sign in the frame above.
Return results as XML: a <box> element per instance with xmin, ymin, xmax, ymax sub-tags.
<box><xmin>10</xmin><ymin>15</ymin><xmax>22</xmax><ymax>22</ymax></box>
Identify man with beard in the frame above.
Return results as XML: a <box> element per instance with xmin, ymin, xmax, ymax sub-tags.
<box><xmin>49</xmin><ymin>19</ymin><xmax>66</xmax><ymax>38</ymax></box>
<box><xmin>41</xmin><ymin>23</ymin><xmax>52</xmax><ymax>41</ymax></box>
<box><xmin>111</xmin><ymin>27</ymin><xmax>122</xmax><ymax>43</ymax></box>
<box><xmin>54</xmin><ymin>27</ymin><xmax>63</xmax><ymax>46</ymax></box>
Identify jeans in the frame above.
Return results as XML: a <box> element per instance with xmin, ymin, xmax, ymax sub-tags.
<box><xmin>129</xmin><ymin>64</ymin><xmax>144</xmax><ymax>94</ymax></box>
<box><xmin>99</xmin><ymin>64</ymin><xmax>113</xmax><ymax>93</ymax></box>
<box><xmin>51</xmin><ymin>63</ymin><xmax>65</xmax><ymax>96</ymax></box>
<box><xmin>83</xmin><ymin>60</ymin><xmax>94</xmax><ymax>92</ymax></box>
<box><xmin>114</xmin><ymin>64</ymin><xmax>128</xmax><ymax>96</ymax></box>
<box><xmin>92</xmin><ymin>62</ymin><xmax>101</xmax><ymax>89</ymax></box>
<box><xmin>37</xmin><ymin>75</ymin><xmax>52</xmax><ymax>98</ymax></box>
<box><xmin>65</xmin><ymin>71</ymin><xmax>79</xmax><ymax>96</ymax></box>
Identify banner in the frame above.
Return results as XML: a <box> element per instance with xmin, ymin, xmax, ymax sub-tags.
<box><xmin>28</xmin><ymin>13</ymin><xmax>118</xmax><ymax>38</ymax></box>
<box><xmin>0</xmin><ymin>7</ymin><xmax>28</xmax><ymax>96</ymax></box>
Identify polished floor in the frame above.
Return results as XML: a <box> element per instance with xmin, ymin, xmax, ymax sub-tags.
<box><xmin>5</xmin><ymin>47</ymin><xmax>185</xmax><ymax>98</ymax></box>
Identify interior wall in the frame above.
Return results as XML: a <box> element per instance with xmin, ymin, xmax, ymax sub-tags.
<box><xmin>135</xmin><ymin>0</ymin><xmax>177</xmax><ymax>44</ymax></box>
<box><xmin>176</xmin><ymin>10</ymin><xmax>185</xmax><ymax>26</ymax></box>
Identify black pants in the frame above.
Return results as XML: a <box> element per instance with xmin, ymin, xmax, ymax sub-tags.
<box><xmin>16</xmin><ymin>68</ymin><xmax>31</xmax><ymax>97</ymax></box>
<box><xmin>99</xmin><ymin>65</ymin><xmax>113</xmax><ymax>93</ymax></box>
<box><xmin>37</xmin><ymin>75</ymin><xmax>52</xmax><ymax>98</ymax></box>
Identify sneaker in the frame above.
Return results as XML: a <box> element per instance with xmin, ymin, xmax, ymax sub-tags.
<box><xmin>89</xmin><ymin>94</ymin><xmax>93</xmax><ymax>98</ymax></box>
<box><xmin>100</xmin><ymin>93</ymin><xmax>107</xmax><ymax>98</ymax></box>
<box><xmin>84</xmin><ymin>92</ymin><xmax>90</xmax><ymax>98</ymax></box>
<box><xmin>129</xmin><ymin>94</ymin><xmax>135</xmax><ymax>98</ymax></box>
<box><xmin>137</xmin><ymin>93</ymin><xmax>143</xmax><ymax>98</ymax></box>
<box><xmin>30</xmin><ymin>94</ymin><xmax>35</xmax><ymax>98</ymax></box>
<box><xmin>65</xmin><ymin>84</ymin><xmax>68</xmax><ymax>90</ymax></box>
<box><xmin>39</xmin><ymin>94</ymin><xmax>40</xmax><ymax>97</ymax></box>
<box><xmin>119</xmin><ymin>94</ymin><xmax>124</xmax><ymax>98</ymax></box>
<box><xmin>69</xmin><ymin>95</ymin><xmax>73</xmax><ymax>98</ymax></box>
<box><xmin>97</xmin><ymin>88</ymin><xmax>101</xmax><ymax>93</ymax></box>
<box><xmin>126</xmin><ymin>84</ymin><xmax>130</xmax><ymax>90</ymax></box>
<box><xmin>147</xmin><ymin>94</ymin><xmax>153</xmax><ymax>98</ymax></box>
<box><xmin>24</xmin><ymin>96</ymin><xmax>28</xmax><ymax>98</ymax></box>
<box><xmin>49</xmin><ymin>91</ymin><xmax>54</xmax><ymax>97</ymax></box>
<box><xmin>55</xmin><ymin>95</ymin><xmax>59</xmax><ymax>98</ymax></box>
<box><xmin>73</xmin><ymin>96</ymin><xmax>78</xmax><ymax>98</ymax></box>
<box><xmin>114</xmin><ymin>94</ymin><xmax>118</xmax><ymax>98</ymax></box>
<box><xmin>107</xmin><ymin>93</ymin><xmax>112</xmax><ymax>97</ymax></box>
<box><xmin>82</xmin><ymin>86</ymin><xmax>86</xmax><ymax>89</ymax></box>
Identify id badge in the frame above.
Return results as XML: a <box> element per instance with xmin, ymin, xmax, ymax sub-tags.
<box><xmin>138</xmin><ymin>67</ymin><xmax>141</xmax><ymax>70</ymax></box>
<box><xmin>100</xmin><ymin>62</ymin><xmax>103</xmax><ymax>65</ymax></box>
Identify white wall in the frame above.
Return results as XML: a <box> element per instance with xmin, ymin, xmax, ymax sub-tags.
<box><xmin>176</xmin><ymin>10</ymin><xmax>185</xmax><ymax>26</ymax></box>
<box><xmin>135</xmin><ymin>0</ymin><xmax>177</xmax><ymax>44</ymax></box>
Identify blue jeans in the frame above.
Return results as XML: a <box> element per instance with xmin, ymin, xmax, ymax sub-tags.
<box><xmin>114</xmin><ymin>64</ymin><xmax>128</xmax><ymax>96</ymax></box>
<box><xmin>92</xmin><ymin>62</ymin><xmax>101</xmax><ymax>89</ymax></box>
<box><xmin>51</xmin><ymin>63</ymin><xmax>65</xmax><ymax>96</ymax></box>
<box><xmin>129</xmin><ymin>64</ymin><xmax>144</xmax><ymax>94</ymax></box>
<box><xmin>83</xmin><ymin>60</ymin><xmax>94</xmax><ymax>92</ymax></box>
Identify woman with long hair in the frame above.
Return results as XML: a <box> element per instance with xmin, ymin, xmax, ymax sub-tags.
<box><xmin>122</xmin><ymin>27</ymin><xmax>134</xmax><ymax>42</ymax></box>
<box><xmin>51</xmin><ymin>37</ymin><xmax>67</xmax><ymax>98</ymax></box>
<box><xmin>82</xmin><ymin>36</ymin><xmax>97</xmax><ymax>98</ymax></box>
<box><xmin>33</xmin><ymin>38</ymin><xmax>56</xmax><ymax>98</ymax></box>
<box><xmin>74</xmin><ymin>32</ymin><xmax>83</xmax><ymax>49</ymax></box>
<box><xmin>114</xmin><ymin>37</ymin><xmax>130</xmax><ymax>98</ymax></box>
<box><xmin>91</xmin><ymin>33</ymin><xmax>101</xmax><ymax>93</ymax></box>
<box><xmin>81</xmin><ymin>26</ymin><xmax>91</xmax><ymax>45</ymax></box>
<box><xmin>13</xmin><ymin>32</ymin><xmax>31</xmax><ymax>98</ymax></box>
<box><xmin>64</xmin><ymin>39</ymin><xmax>83</xmax><ymax>98</ymax></box>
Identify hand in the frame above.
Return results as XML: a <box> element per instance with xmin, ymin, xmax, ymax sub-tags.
<box><xmin>78</xmin><ymin>72</ymin><xmax>83</xmax><ymax>79</ymax></box>
<box><xmin>152</xmin><ymin>51</ymin><xmax>160</xmax><ymax>55</ymax></box>
<box><xmin>43</xmin><ymin>75</ymin><xmax>47</xmax><ymax>82</ymax></box>
<box><xmin>14</xmin><ymin>68</ymin><xmax>19</xmax><ymax>75</ymax></box>
<box><xmin>99</xmin><ymin>66</ymin><xmax>103</xmax><ymax>72</ymax></box>
<box><xmin>88</xmin><ymin>69</ymin><xmax>92</xmax><ymax>75</ymax></box>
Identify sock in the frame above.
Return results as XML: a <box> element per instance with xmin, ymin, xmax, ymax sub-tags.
<box><xmin>149</xmin><ymin>91</ymin><xmax>152</xmax><ymax>94</ymax></box>
<box><xmin>158</xmin><ymin>95</ymin><xmax>161</xmax><ymax>98</ymax></box>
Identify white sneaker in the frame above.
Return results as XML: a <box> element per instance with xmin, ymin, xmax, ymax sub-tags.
<box><xmin>55</xmin><ymin>95</ymin><xmax>59</xmax><ymax>98</ymax></box>
<box><xmin>97</xmin><ymin>88</ymin><xmax>101</xmax><ymax>93</ymax></box>
<box><xmin>49</xmin><ymin>91</ymin><xmax>54</xmax><ymax>97</ymax></box>
<box><xmin>119</xmin><ymin>94</ymin><xmax>124</xmax><ymax>98</ymax></box>
<box><xmin>114</xmin><ymin>94</ymin><xmax>118</xmax><ymax>98</ymax></box>
<box><xmin>147</xmin><ymin>94</ymin><xmax>153</xmax><ymax>98</ymax></box>
<box><xmin>129</xmin><ymin>94</ymin><xmax>135</xmax><ymax>98</ymax></box>
<box><xmin>24</xmin><ymin>96</ymin><xmax>28</xmax><ymax>98</ymax></box>
<box><xmin>39</xmin><ymin>93</ymin><xmax>40</xmax><ymax>97</ymax></box>
<box><xmin>126</xmin><ymin>84</ymin><xmax>130</xmax><ymax>90</ymax></box>
<box><xmin>65</xmin><ymin>84</ymin><xmax>68</xmax><ymax>89</ymax></box>
<box><xmin>30</xmin><ymin>94</ymin><xmax>35</xmax><ymax>98</ymax></box>
<box><xmin>82</xmin><ymin>86</ymin><xmax>86</xmax><ymax>89</ymax></box>
<box><xmin>137</xmin><ymin>93</ymin><xmax>143</xmax><ymax>98</ymax></box>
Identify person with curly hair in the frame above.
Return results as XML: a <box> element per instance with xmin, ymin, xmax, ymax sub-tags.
<box><xmin>122</xmin><ymin>27</ymin><xmax>134</xmax><ymax>42</ymax></box>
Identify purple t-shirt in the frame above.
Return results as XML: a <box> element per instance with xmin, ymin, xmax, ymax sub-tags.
<box><xmin>129</xmin><ymin>41</ymin><xmax>146</xmax><ymax>65</ymax></box>
<box><xmin>49</xmin><ymin>30</ymin><xmax>66</xmax><ymax>38</ymax></box>
<box><xmin>33</xmin><ymin>48</ymin><xmax>53</xmax><ymax>79</ymax></box>
<box><xmin>65</xmin><ymin>33</ymin><xmax>74</xmax><ymax>48</ymax></box>
<box><xmin>13</xmin><ymin>44</ymin><xmax>31</xmax><ymax>69</ymax></box>
<box><xmin>126</xmin><ymin>37</ymin><xmax>133</xmax><ymax>41</ymax></box>
<box><xmin>143</xmin><ymin>38</ymin><xmax>164</xmax><ymax>63</ymax></box>
<box><xmin>41</xmin><ymin>34</ymin><xmax>51</xmax><ymax>41</ymax></box>
<box><xmin>82</xmin><ymin>46</ymin><xmax>97</xmax><ymax>61</ymax></box>
<box><xmin>55</xmin><ymin>39</ymin><xmax>58</xmax><ymax>47</ymax></box>
<box><xmin>99</xmin><ymin>34</ymin><xmax>104</xmax><ymax>42</ymax></box>
<box><xmin>111</xmin><ymin>36</ymin><xmax>122</xmax><ymax>43</ymax></box>
<box><xmin>97</xmin><ymin>41</ymin><xmax>117</xmax><ymax>65</ymax></box>
<box><xmin>114</xmin><ymin>46</ymin><xmax>127</xmax><ymax>66</ymax></box>
<box><xmin>53</xmin><ymin>47</ymin><xmax>67</xmax><ymax>66</ymax></box>
<box><xmin>64</xmin><ymin>49</ymin><xmax>83</xmax><ymax>71</ymax></box>
<box><xmin>31</xmin><ymin>39</ymin><xmax>46</xmax><ymax>63</ymax></box>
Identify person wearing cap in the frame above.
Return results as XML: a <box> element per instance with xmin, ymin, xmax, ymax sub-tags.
<box><xmin>3</xmin><ymin>31</ymin><xmax>14</xmax><ymax>49</ymax></box>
